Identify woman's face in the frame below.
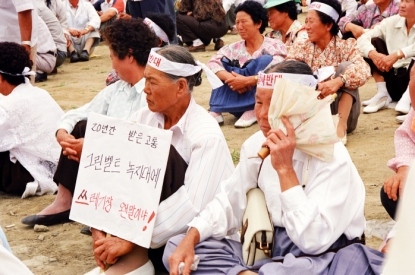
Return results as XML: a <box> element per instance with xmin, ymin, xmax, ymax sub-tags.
<box><xmin>304</xmin><ymin>10</ymin><xmax>331</xmax><ymax>42</ymax></box>
<box><xmin>255</xmin><ymin>87</ymin><xmax>272</xmax><ymax>136</ymax></box>
<box><xmin>143</xmin><ymin>66</ymin><xmax>182</xmax><ymax>114</ymax></box>
<box><xmin>399</xmin><ymin>0</ymin><xmax>415</xmax><ymax>19</ymax></box>
<box><xmin>373</xmin><ymin>0</ymin><xmax>389</xmax><ymax>7</ymax></box>
<box><xmin>267</xmin><ymin>8</ymin><xmax>288</xmax><ymax>31</ymax></box>
<box><xmin>235</xmin><ymin>11</ymin><xmax>262</xmax><ymax>40</ymax></box>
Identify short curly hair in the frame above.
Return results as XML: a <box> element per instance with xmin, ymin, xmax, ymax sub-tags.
<box><xmin>235</xmin><ymin>1</ymin><xmax>269</xmax><ymax>34</ymax></box>
<box><xmin>310</xmin><ymin>0</ymin><xmax>341</xmax><ymax>36</ymax></box>
<box><xmin>0</xmin><ymin>42</ymin><xmax>32</xmax><ymax>86</ymax></box>
<box><xmin>103</xmin><ymin>18</ymin><xmax>159</xmax><ymax>66</ymax></box>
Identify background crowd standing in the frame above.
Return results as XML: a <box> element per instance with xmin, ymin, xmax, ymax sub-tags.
<box><xmin>0</xmin><ymin>0</ymin><xmax>415</xmax><ymax>274</ymax></box>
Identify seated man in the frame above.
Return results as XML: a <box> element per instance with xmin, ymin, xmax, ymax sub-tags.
<box><xmin>93</xmin><ymin>0</ymin><xmax>125</xmax><ymax>34</ymax></box>
<box><xmin>21</xmin><ymin>18</ymin><xmax>159</xmax><ymax>226</ymax></box>
<box><xmin>35</xmin><ymin>17</ymin><xmax>57</xmax><ymax>83</ymax></box>
<box><xmin>380</xmin><ymin>61</ymin><xmax>415</xmax><ymax>220</ymax></box>
<box><xmin>164</xmin><ymin>60</ymin><xmax>384</xmax><ymax>275</ymax></box>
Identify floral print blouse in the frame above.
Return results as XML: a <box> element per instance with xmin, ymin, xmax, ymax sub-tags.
<box><xmin>207</xmin><ymin>36</ymin><xmax>287</xmax><ymax>74</ymax></box>
<box><xmin>286</xmin><ymin>36</ymin><xmax>370</xmax><ymax>90</ymax></box>
<box><xmin>265</xmin><ymin>20</ymin><xmax>308</xmax><ymax>49</ymax></box>
<box><xmin>338</xmin><ymin>0</ymin><xmax>400</xmax><ymax>33</ymax></box>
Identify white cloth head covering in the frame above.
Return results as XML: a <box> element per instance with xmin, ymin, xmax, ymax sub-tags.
<box><xmin>309</xmin><ymin>2</ymin><xmax>339</xmax><ymax>22</ymax></box>
<box><xmin>0</xmin><ymin>67</ymin><xmax>35</xmax><ymax>77</ymax></box>
<box><xmin>257</xmin><ymin>71</ymin><xmax>318</xmax><ymax>89</ymax></box>
<box><xmin>147</xmin><ymin>48</ymin><xmax>223</xmax><ymax>89</ymax></box>
<box><xmin>143</xmin><ymin>18</ymin><xmax>170</xmax><ymax>44</ymax></box>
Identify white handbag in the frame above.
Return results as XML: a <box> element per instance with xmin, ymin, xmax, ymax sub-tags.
<box><xmin>241</xmin><ymin>187</ymin><xmax>274</xmax><ymax>266</ymax></box>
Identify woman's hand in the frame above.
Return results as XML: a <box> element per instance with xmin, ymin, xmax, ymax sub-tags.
<box><xmin>225</xmin><ymin>72</ymin><xmax>253</xmax><ymax>94</ymax></box>
<box><xmin>94</xmin><ymin>236</ymin><xmax>136</xmax><ymax>267</ymax></box>
<box><xmin>383</xmin><ymin>166</ymin><xmax>409</xmax><ymax>201</ymax></box>
<box><xmin>317</xmin><ymin>77</ymin><xmax>343</xmax><ymax>99</ymax></box>
<box><xmin>168</xmin><ymin>228</ymin><xmax>200</xmax><ymax>275</ymax></box>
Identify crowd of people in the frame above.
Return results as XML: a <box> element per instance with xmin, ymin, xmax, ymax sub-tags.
<box><xmin>1</xmin><ymin>0</ymin><xmax>415</xmax><ymax>274</ymax></box>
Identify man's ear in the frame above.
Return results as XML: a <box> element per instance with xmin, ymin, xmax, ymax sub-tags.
<box><xmin>176</xmin><ymin>78</ymin><xmax>189</xmax><ymax>98</ymax></box>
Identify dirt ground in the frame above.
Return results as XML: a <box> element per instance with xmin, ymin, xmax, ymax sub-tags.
<box><xmin>0</xmin><ymin>15</ymin><xmax>400</xmax><ymax>274</ymax></box>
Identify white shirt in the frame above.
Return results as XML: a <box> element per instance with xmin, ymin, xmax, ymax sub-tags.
<box><xmin>132</xmin><ymin>96</ymin><xmax>235</xmax><ymax>248</ymax></box>
<box><xmin>44</xmin><ymin>0</ymin><xmax>70</xmax><ymax>36</ymax></box>
<box><xmin>0</xmin><ymin>245</ymin><xmax>33</xmax><ymax>275</ymax></box>
<box><xmin>188</xmin><ymin>131</ymin><xmax>366</xmax><ymax>255</ymax></box>
<box><xmin>59</xmin><ymin>78</ymin><xmax>147</xmax><ymax>134</ymax></box>
<box><xmin>0</xmin><ymin>81</ymin><xmax>64</xmax><ymax>195</ymax></box>
<box><xmin>0</xmin><ymin>0</ymin><xmax>38</xmax><ymax>46</ymax></box>
<box><xmin>36</xmin><ymin>16</ymin><xmax>57</xmax><ymax>54</ymax></box>
<box><xmin>357</xmin><ymin>14</ymin><xmax>415</xmax><ymax>69</ymax></box>
<box><xmin>66</xmin><ymin>0</ymin><xmax>100</xmax><ymax>30</ymax></box>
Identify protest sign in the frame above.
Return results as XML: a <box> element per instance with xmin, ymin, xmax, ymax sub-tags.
<box><xmin>70</xmin><ymin>113</ymin><xmax>172</xmax><ymax>248</ymax></box>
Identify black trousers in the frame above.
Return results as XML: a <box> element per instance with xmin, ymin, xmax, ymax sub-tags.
<box><xmin>176</xmin><ymin>13</ymin><xmax>228</xmax><ymax>45</ymax></box>
<box><xmin>364</xmin><ymin>38</ymin><xmax>413</xmax><ymax>102</ymax></box>
<box><xmin>0</xmin><ymin>151</ymin><xmax>34</xmax><ymax>195</ymax></box>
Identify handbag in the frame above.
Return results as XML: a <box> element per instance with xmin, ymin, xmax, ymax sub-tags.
<box><xmin>240</xmin><ymin>155</ymin><xmax>312</xmax><ymax>266</ymax></box>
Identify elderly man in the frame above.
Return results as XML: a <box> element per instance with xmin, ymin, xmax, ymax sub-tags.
<box><xmin>93</xmin><ymin>0</ymin><xmax>124</xmax><ymax>34</ymax></box>
<box><xmin>22</xmin><ymin>18</ymin><xmax>159</xmax><ymax>226</ymax></box>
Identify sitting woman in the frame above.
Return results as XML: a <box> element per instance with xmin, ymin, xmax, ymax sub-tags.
<box><xmin>176</xmin><ymin>0</ymin><xmax>228</xmax><ymax>52</ymax></box>
<box><xmin>208</xmin><ymin>0</ymin><xmax>286</xmax><ymax>128</ymax></box>
<box><xmin>380</xmin><ymin>63</ymin><xmax>415</xmax><ymax>220</ymax></box>
<box><xmin>164</xmin><ymin>60</ymin><xmax>383</xmax><ymax>275</ymax></box>
<box><xmin>287</xmin><ymin>0</ymin><xmax>370</xmax><ymax>145</ymax></box>
<box><xmin>338</xmin><ymin>0</ymin><xmax>399</xmax><ymax>39</ymax></box>
<box><xmin>264</xmin><ymin>0</ymin><xmax>308</xmax><ymax>49</ymax></box>
<box><xmin>66</xmin><ymin>0</ymin><xmax>101</xmax><ymax>63</ymax></box>
<box><xmin>357</xmin><ymin>1</ymin><xmax>415</xmax><ymax>116</ymax></box>
<box><xmin>0</xmin><ymin>42</ymin><xmax>63</xmax><ymax>198</ymax></box>
<box><xmin>88</xmin><ymin>45</ymin><xmax>235</xmax><ymax>275</ymax></box>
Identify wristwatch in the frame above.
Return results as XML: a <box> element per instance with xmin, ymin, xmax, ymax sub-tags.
<box><xmin>340</xmin><ymin>74</ymin><xmax>346</xmax><ymax>86</ymax></box>
<box><xmin>84</xmin><ymin>27</ymin><xmax>90</xmax><ymax>32</ymax></box>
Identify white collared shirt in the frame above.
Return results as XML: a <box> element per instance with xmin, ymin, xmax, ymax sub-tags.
<box><xmin>188</xmin><ymin>131</ymin><xmax>366</xmax><ymax>255</ymax></box>
<box><xmin>357</xmin><ymin>14</ymin><xmax>415</xmax><ymax>69</ymax></box>
<box><xmin>66</xmin><ymin>0</ymin><xmax>100</xmax><ymax>30</ymax></box>
<box><xmin>59</xmin><ymin>78</ymin><xmax>147</xmax><ymax>134</ymax></box>
<box><xmin>131</xmin><ymin>96</ymin><xmax>235</xmax><ymax>248</ymax></box>
<box><xmin>0</xmin><ymin>81</ymin><xmax>64</xmax><ymax>195</ymax></box>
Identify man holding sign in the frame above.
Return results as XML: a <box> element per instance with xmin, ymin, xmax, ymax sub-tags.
<box><xmin>86</xmin><ymin>45</ymin><xmax>234</xmax><ymax>274</ymax></box>
<box><xmin>22</xmin><ymin>19</ymin><xmax>159</xmax><ymax>225</ymax></box>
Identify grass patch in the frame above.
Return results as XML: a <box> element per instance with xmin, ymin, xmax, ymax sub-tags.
<box><xmin>231</xmin><ymin>149</ymin><xmax>240</xmax><ymax>164</ymax></box>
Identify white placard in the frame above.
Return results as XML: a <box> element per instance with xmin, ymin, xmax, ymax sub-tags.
<box><xmin>70</xmin><ymin>113</ymin><xmax>172</xmax><ymax>248</ymax></box>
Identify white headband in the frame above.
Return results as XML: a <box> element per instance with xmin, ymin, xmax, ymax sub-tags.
<box><xmin>309</xmin><ymin>2</ymin><xmax>339</xmax><ymax>22</ymax></box>
<box><xmin>147</xmin><ymin>48</ymin><xmax>223</xmax><ymax>89</ymax></box>
<box><xmin>143</xmin><ymin>18</ymin><xmax>170</xmax><ymax>44</ymax></box>
<box><xmin>257</xmin><ymin>72</ymin><xmax>318</xmax><ymax>89</ymax></box>
<box><xmin>0</xmin><ymin>67</ymin><xmax>35</xmax><ymax>77</ymax></box>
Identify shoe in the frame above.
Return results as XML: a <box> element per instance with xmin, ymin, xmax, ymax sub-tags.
<box><xmin>80</xmin><ymin>226</ymin><xmax>92</xmax><ymax>236</ymax></box>
<box><xmin>339</xmin><ymin>132</ymin><xmax>347</xmax><ymax>146</ymax></box>
<box><xmin>70</xmin><ymin>51</ymin><xmax>80</xmax><ymax>63</ymax></box>
<box><xmin>177</xmin><ymin>35</ymin><xmax>184</xmax><ymax>46</ymax></box>
<box><xmin>395</xmin><ymin>100</ymin><xmax>411</xmax><ymax>114</ymax></box>
<box><xmin>21</xmin><ymin>209</ymin><xmax>71</xmax><ymax>226</ymax></box>
<box><xmin>79</xmin><ymin>50</ymin><xmax>89</xmax><ymax>62</ymax></box>
<box><xmin>214</xmin><ymin>39</ymin><xmax>224</xmax><ymax>51</ymax></box>
<box><xmin>234</xmin><ymin>110</ymin><xmax>257</xmax><ymax>128</ymax></box>
<box><xmin>363</xmin><ymin>96</ymin><xmax>390</xmax><ymax>114</ymax></box>
<box><xmin>188</xmin><ymin>44</ymin><xmax>205</xmax><ymax>52</ymax></box>
<box><xmin>396</xmin><ymin>114</ymin><xmax>408</xmax><ymax>124</ymax></box>
<box><xmin>210</xmin><ymin>112</ymin><xmax>224</xmax><ymax>125</ymax></box>
<box><xmin>229</xmin><ymin>26</ymin><xmax>238</xmax><ymax>35</ymax></box>
<box><xmin>35</xmin><ymin>72</ymin><xmax>47</xmax><ymax>83</ymax></box>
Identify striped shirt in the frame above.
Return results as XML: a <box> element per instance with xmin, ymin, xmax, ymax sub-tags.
<box><xmin>132</xmin><ymin>96</ymin><xmax>235</xmax><ymax>248</ymax></box>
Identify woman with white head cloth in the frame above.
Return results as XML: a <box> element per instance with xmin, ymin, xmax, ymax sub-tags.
<box><xmin>163</xmin><ymin>60</ymin><xmax>384</xmax><ymax>275</ymax></box>
<box><xmin>87</xmin><ymin>45</ymin><xmax>234</xmax><ymax>275</ymax></box>
<box><xmin>286</xmin><ymin>0</ymin><xmax>370</xmax><ymax>145</ymax></box>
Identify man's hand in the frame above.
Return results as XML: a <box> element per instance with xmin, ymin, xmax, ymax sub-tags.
<box><xmin>91</xmin><ymin>228</ymin><xmax>107</xmax><ymax>269</ymax></box>
<box><xmin>68</xmin><ymin>28</ymin><xmax>81</xmax><ymax>38</ymax></box>
<box><xmin>368</xmin><ymin>50</ymin><xmax>387</xmax><ymax>72</ymax></box>
<box><xmin>168</xmin><ymin>228</ymin><xmax>200</xmax><ymax>275</ymax></box>
<box><xmin>384</xmin><ymin>166</ymin><xmax>409</xmax><ymax>201</ymax></box>
<box><xmin>117</xmin><ymin>13</ymin><xmax>132</xmax><ymax>20</ymax></box>
<box><xmin>379</xmin><ymin>53</ymin><xmax>399</xmax><ymax>73</ymax></box>
<box><xmin>94</xmin><ymin>236</ymin><xmax>135</xmax><ymax>267</ymax></box>
<box><xmin>60</xmin><ymin>138</ymin><xmax>84</xmax><ymax>162</ymax></box>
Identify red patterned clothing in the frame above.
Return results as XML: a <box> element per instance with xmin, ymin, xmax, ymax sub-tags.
<box><xmin>286</xmin><ymin>36</ymin><xmax>370</xmax><ymax>90</ymax></box>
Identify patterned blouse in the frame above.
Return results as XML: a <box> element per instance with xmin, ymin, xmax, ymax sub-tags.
<box><xmin>286</xmin><ymin>36</ymin><xmax>370</xmax><ymax>90</ymax></box>
<box><xmin>387</xmin><ymin>108</ymin><xmax>415</xmax><ymax>171</ymax></box>
<box><xmin>338</xmin><ymin>0</ymin><xmax>400</xmax><ymax>33</ymax></box>
<box><xmin>265</xmin><ymin>20</ymin><xmax>308</xmax><ymax>49</ymax></box>
<box><xmin>207</xmin><ymin>36</ymin><xmax>287</xmax><ymax>74</ymax></box>
<box><xmin>178</xmin><ymin>0</ymin><xmax>225</xmax><ymax>22</ymax></box>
